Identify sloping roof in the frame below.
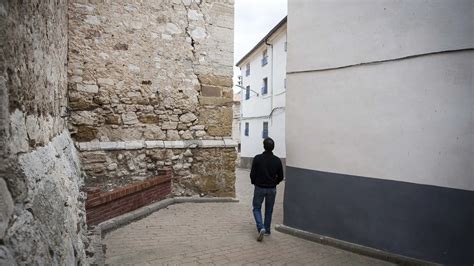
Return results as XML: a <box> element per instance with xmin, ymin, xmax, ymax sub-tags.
<box><xmin>235</xmin><ymin>16</ymin><xmax>287</xmax><ymax>67</ymax></box>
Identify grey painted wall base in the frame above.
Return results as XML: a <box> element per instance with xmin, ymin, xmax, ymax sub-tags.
<box><xmin>275</xmin><ymin>224</ymin><xmax>433</xmax><ymax>265</ymax></box>
<box><xmin>284</xmin><ymin>166</ymin><xmax>474</xmax><ymax>265</ymax></box>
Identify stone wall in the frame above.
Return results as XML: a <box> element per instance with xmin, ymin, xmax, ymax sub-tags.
<box><xmin>78</xmin><ymin>141</ymin><xmax>236</xmax><ymax>196</ymax></box>
<box><xmin>0</xmin><ymin>0</ymin><xmax>87</xmax><ymax>264</ymax></box>
<box><xmin>68</xmin><ymin>0</ymin><xmax>236</xmax><ymax>196</ymax></box>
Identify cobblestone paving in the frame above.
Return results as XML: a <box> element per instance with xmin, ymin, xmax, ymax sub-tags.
<box><xmin>104</xmin><ymin>169</ymin><xmax>393</xmax><ymax>265</ymax></box>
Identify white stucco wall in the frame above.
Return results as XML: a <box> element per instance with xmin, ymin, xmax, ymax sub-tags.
<box><xmin>287</xmin><ymin>0</ymin><xmax>474</xmax><ymax>72</ymax></box>
<box><xmin>239</xmin><ymin>27</ymin><xmax>287</xmax><ymax>159</ymax></box>
<box><xmin>286</xmin><ymin>1</ymin><xmax>473</xmax><ymax>191</ymax></box>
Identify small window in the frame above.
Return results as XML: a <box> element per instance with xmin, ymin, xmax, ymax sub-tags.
<box><xmin>261</xmin><ymin>49</ymin><xmax>268</xmax><ymax>66</ymax></box>
<box><xmin>245</xmin><ymin>86</ymin><xmax>250</xmax><ymax>100</ymax></box>
<box><xmin>284</xmin><ymin>41</ymin><xmax>287</xmax><ymax>52</ymax></box>
<box><xmin>284</xmin><ymin>78</ymin><xmax>287</xmax><ymax>88</ymax></box>
<box><xmin>245</xmin><ymin>122</ymin><xmax>249</xmax><ymax>136</ymax></box>
<box><xmin>245</xmin><ymin>63</ymin><xmax>250</xmax><ymax>76</ymax></box>
<box><xmin>261</xmin><ymin>78</ymin><xmax>268</xmax><ymax>95</ymax></box>
<box><xmin>262</xmin><ymin>122</ymin><xmax>269</xmax><ymax>138</ymax></box>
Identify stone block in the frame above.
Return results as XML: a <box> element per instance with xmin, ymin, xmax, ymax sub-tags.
<box><xmin>162</xmin><ymin>122</ymin><xmax>178</xmax><ymax>130</ymax></box>
<box><xmin>198</xmin><ymin>96</ymin><xmax>232</xmax><ymax>106</ymax></box>
<box><xmin>9</xmin><ymin>110</ymin><xmax>29</xmax><ymax>154</ymax></box>
<box><xmin>105</xmin><ymin>114</ymin><xmax>121</xmax><ymax>125</ymax></box>
<box><xmin>97</xmin><ymin>78</ymin><xmax>114</xmax><ymax>86</ymax></box>
<box><xmin>143</xmin><ymin>126</ymin><xmax>166</xmax><ymax>140</ymax></box>
<box><xmin>74</xmin><ymin>126</ymin><xmax>98</xmax><ymax>141</ymax></box>
<box><xmin>198</xmin><ymin>75</ymin><xmax>233</xmax><ymax>87</ymax></box>
<box><xmin>201</xmin><ymin>85</ymin><xmax>222</xmax><ymax>97</ymax></box>
<box><xmin>138</xmin><ymin>114</ymin><xmax>159</xmax><ymax>124</ymax></box>
<box><xmin>181</xmin><ymin>130</ymin><xmax>193</xmax><ymax>140</ymax></box>
<box><xmin>195</xmin><ymin>130</ymin><xmax>206</xmax><ymax>137</ymax></box>
<box><xmin>107</xmin><ymin>163</ymin><xmax>118</xmax><ymax>171</ymax></box>
<box><xmin>124</xmin><ymin>141</ymin><xmax>144</xmax><ymax>150</ymax></box>
<box><xmin>77</xmin><ymin>84</ymin><xmax>99</xmax><ymax>93</ymax></box>
<box><xmin>200</xmin><ymin>140</ymin><xmax>225</xmax><ymax>148</ymax></box>
<box><xmin>223</xmin><ymin>138</ymin><xmax>238</xmax><ymax>147</ymax></box>
<box><xmin>179</xmin><ymin>112</ymin><xmax>197</xmax><ymax>123</ymax></box>
<box><xmin>122</xmin><ymin>112</ymin><xmax>139</xmax><ymax>125</ymax></box>
<box><xmin>69</xmin><ymin>99</ymin><xmax>98</xmax><ymax>110</ymax></box>
<box><xmin>198</xmin><ymin>107</ymin><xmax>232</xmax><ymax>136</ymax></box>
<box><xmin>190</xmin><ymin>125</ymin><xmax>205</xmax><ymax>130</ymax></box>
<box><xmin>167</xmin><ymin>130</ymin><xmax>180</xmax><ymax>141</ymax></box>
<box><xmin>82</xmin><ymin>151</ymin><xmax>107</xmax><ymax>164</ymax></box>
<box><xmin>0</xmin><ymin>178</ymin><xmax>14</xmax><ymax>239</ymax></box>
<box><xmin>145</xmin><ymin>141</ymin><xmax>165</xmax><ymax>148</ymax></box>
<box><xmin>99</xmin><ymin>142</ymin><xmax>125</xmax><ymax>150</ymax></box>
<box><xmin>70</xmin><ymin>111</ymin><xmax>97</xmax><ymax>126</ymax></box>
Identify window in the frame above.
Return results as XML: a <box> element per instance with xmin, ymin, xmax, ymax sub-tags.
<box><xmin>284</xmin><ymin>78</ymin><xmax>287</xmax><ymax>88</ymax></box>
<box><xmin>244</xmin><ymin>122</ymin><xmax>249</xmax><ymax>136</ymax></box>
<box><xmin>261</xmin><ymin>49</ymin><xmax>268</xmax><ymax>66</ymax></box>
<box><xmin>262</xmin><ymin>122</ymin><xmax>269</xmax><ymax>138</ymax></box>
<box><xmin>245</xmin><ymin>63</ymin><xmax>250</xmax><ymax>76</ymax></box>
<box><xmin>261</xmin><ymin>78</ymin><xmax>268</xmax><ymax>95</ymax></box>
<box><xmin>284</xmin><ymin>41</ymin><xmax>287</xmax><ymax>52</ymax></box>
<box><xmin>245</xmin><ymin>86</ymin><xmax>250</xmax><ymax>100</ymax></box>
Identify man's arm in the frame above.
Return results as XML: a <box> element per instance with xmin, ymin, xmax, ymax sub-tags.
<box><xmin>277</xmin><ymin>159</ymin><xmax>284</xmax><ymax>184</ymax></box>
<box><xmin>250</xmin><ymin>156</ymin><xmax>257</xmax><ymax>184</ymax></box>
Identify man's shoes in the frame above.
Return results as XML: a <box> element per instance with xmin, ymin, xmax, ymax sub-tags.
<box><xmin>257</xmin><ymin>229</ymin><xmax>265</xmax><ymax>242</ymax></box>
<box><xmin>264</xmin><ymin>231</ymin><xmax>270</xmax><ymax>236</ymax></box>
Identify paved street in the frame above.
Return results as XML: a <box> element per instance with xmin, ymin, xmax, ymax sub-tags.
<box><xmin>103</xmin><ymin>169</ymin><xmax>393</xmax><ymax>265</ymax></box>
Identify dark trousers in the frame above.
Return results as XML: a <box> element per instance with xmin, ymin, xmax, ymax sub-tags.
<box><xmin>252</xmin><ymin>185</ymin><xmax>277</xmax><ymax>233</ymax></box>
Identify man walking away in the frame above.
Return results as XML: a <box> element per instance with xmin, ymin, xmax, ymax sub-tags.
<box><xmin>250</xmin><ymin>137</ymin><xmax>284</xmax><ymax>241</ymax></box>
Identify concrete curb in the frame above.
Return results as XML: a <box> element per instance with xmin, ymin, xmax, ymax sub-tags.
<box><xmin>98</xmin><ymin>197</ymin><xmax>239</xmax><ymax>234</ymax></box>
<box><xmin>275</xmin><ymin>224</ymin><xmax>435</xmax><ymax>266</ymax></box>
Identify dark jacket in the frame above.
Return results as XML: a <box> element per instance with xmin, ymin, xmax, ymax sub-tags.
<box><xmin>250</xmin><ymin>151</ymin><xmax>284</xmax><ymax>188</ymax></box>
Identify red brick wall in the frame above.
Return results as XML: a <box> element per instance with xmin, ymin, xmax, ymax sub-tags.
<box><xmin>84</xmin><ymin>170</ymin><xmax>172</xmax><ymax>225</ymax></box>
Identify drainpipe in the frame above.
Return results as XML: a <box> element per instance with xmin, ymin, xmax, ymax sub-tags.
<box><xmin>265</xmin><ymin>39</ymin><xmax>273</xmax><ymax>124</ymax></box>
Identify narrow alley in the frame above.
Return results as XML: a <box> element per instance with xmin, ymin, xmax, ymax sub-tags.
<box><xmin>103</xmin><ymin>169</ymin><xmax>392</xmax><ymax>265</ymax></box>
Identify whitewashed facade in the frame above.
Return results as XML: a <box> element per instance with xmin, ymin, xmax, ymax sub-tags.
<box><xmin>283</xmin><ymin>1</ymin><xmax>473</xmax><ymax>265</ymax></box>
<box><xmin>236</xmin><ymin>17</ymin><xmax>287</xmax><ymax>168</ymax></box>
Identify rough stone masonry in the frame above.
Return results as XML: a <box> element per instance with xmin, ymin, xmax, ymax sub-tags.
<box><xmin>68</xmin><ymin>0</ymin><xmax>236</xmax><ymax>197</ymax></box>
<box><xmin>0</xmin><ymin>0</ymin><xmax>87</xmax><ymax>264</ymax></box>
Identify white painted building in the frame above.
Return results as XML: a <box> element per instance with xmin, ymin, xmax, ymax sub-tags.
<box><xmin>236</xmin><ymin>17</ymin><xmax>287</xmax><ymax>168</ymax></box>
<box><xmin>232</xmin><ymin>93</ymin><xmax>241</xmax><ymax>164</ymax></box>
<box><xmin>283</xmin><ymin>1</ymin><xmax>473</xmax><ymax>265</ymax></box>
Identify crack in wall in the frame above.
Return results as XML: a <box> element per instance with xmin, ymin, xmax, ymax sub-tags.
<box><xmin>182</xmin><ymin>0</ymin><xmax>203</xmax><ymax>99</ymax></box>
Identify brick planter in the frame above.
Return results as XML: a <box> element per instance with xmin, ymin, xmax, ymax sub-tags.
<box><xmin>84</xmin><ymin>170</ymin><xmax>172</xmax><ymax>225</ymax></box>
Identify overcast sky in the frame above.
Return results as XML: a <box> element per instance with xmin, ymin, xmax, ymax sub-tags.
<box><xmin>233</xmin><ymin>0</ymin><xmax>287</xmax><ymax>91</ymax></box>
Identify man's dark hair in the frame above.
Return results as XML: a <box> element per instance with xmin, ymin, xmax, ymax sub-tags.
<box><xmin>263</xmin><ymin>137</ymin><xmax>274</xmax><ymax>152</ymax></box>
